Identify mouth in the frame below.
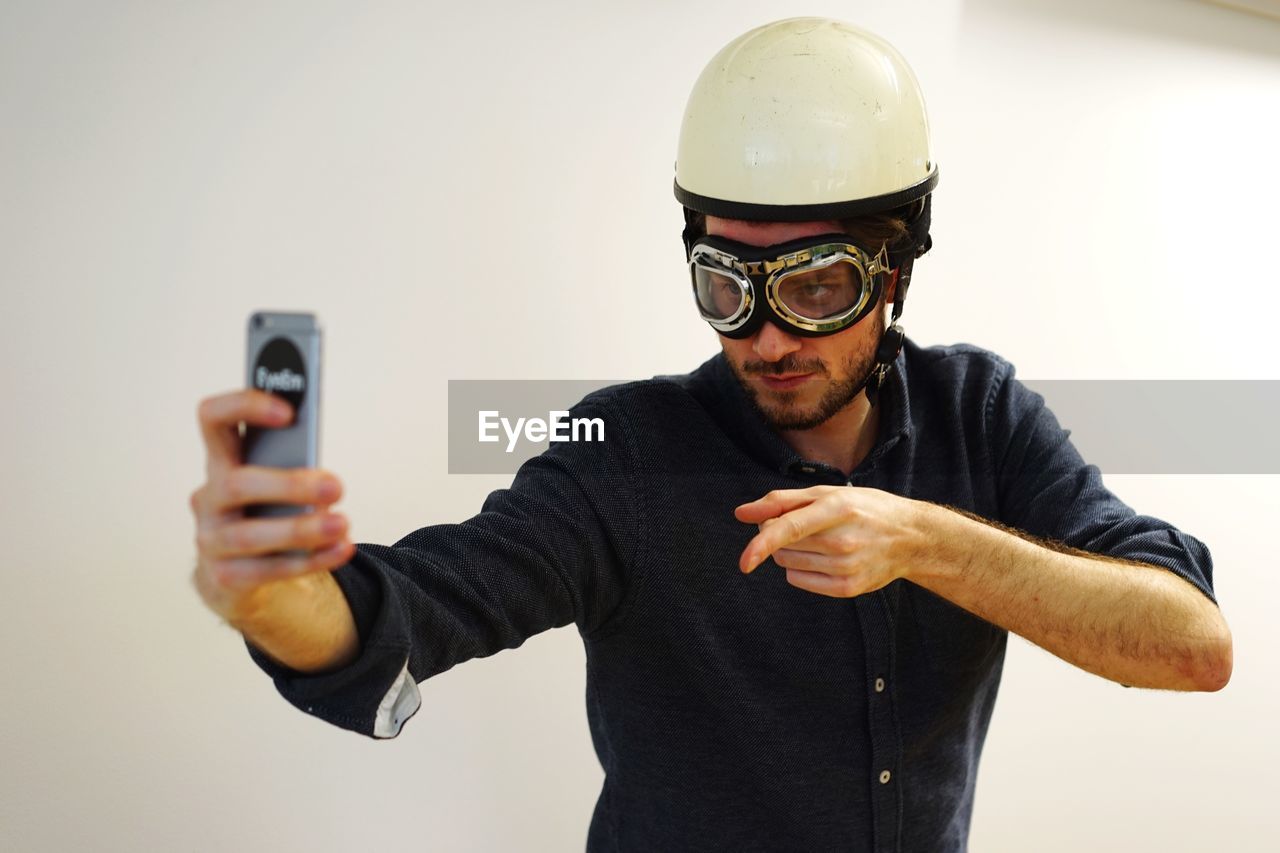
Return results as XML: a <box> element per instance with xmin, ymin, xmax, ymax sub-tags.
<box><xmin>757</xmin><ymin>372</ymin><xmax>814</xmax><ymax>391</ymax></box>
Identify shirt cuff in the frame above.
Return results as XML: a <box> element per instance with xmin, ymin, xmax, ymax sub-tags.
<box><xmin>243</xmin><ymin>547</ymin><xmax>423</xmax><ymax>739</ymax></box>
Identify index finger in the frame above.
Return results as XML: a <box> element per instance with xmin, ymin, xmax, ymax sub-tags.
<box><xmin>739</xmin><ymin>498</ymin><xmax>844</xmax><ymax>574</ymax></box>
<box><xmin>197</xmin><ymin>389</ymin><xmax>292</xmax><ymax>475</ymax></box>
<box><xmin>734</xmin><ymin>486</ymin><xmax>830</xmax><ymax>523</ymax></box>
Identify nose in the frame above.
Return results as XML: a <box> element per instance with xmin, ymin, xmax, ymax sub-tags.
<box><xmin>752</xmin><ymin>320</ymin><xmax>803</xmax><ymax>363</ymax></box>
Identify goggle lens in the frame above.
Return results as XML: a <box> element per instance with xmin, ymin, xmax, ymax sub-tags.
<box><xmin>692</xmin><ymin>265</ymin><xmax>747</xmax><ymax>322</ymax></box>
<box><xmin>774</xmin><ymin>261</ymin><xmax>865</xmax><ymax>321</ymax></box>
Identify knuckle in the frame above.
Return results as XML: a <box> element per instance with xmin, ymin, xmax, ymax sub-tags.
<box><xmin>221</xmin><ymin>470</ymin><xmax>246</xmax><ymax>504</ymax></box>
<box><xmin>290</xmin><ymin>469</ymin><xmax>313</xmax><ymax>500</ymax></box>
<box><xmin>296</xmin><ymin>546</ymin><xmax>334</xmax><ymax>576</ymax></box>
<box><xmin>207</xmin><ymin>559</ymin><xmax>237</xmax><ymax>590</ymax></box>
<box><xmin>832</xmin><ymin>532</ymin><xmax>859</xmax><ymax>554</ymax></box>
<box><xmin>267</xmin><ymin>552</ymin><xmax>304</xmax><ymax>578</ymax></box>
<box><xmin>832</xmin><ymin>559</ymin><xmax>857</xmax><ymax>577</ymax></box>
<box><xmin>308</xmin><ymin>549</ymin><xmax>335</xmax><ymax>572</ymax></box>
<box><xmin>295</xmin><ymin>514</ymin><xmax>317</xmax><ymax>545</ymax></box>
<box><xmin>189</xmin><ymin>486</ymin><xmax>203</xmax><ymax>513</ymax></box>
<box><xmin>195</xmin><ymin>524</ymin><xmax>217</xmax><ymax>554</ymax></box>
<box><xmin>228</xmin><ymin>521</ymin><xmax>261</xmax><ymax>553</ymax></box>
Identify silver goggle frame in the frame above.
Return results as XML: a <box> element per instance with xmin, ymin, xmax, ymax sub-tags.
<box><xmin>688</xmin><ymin>237</ymin><xmax>892</xmax><ymax>337</ymax></box>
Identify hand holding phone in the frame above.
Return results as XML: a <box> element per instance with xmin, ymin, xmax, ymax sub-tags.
<box><xmin>188</xmin><ymin>311</ymin><xmax>354</xmax><ymax>631</ymax></box>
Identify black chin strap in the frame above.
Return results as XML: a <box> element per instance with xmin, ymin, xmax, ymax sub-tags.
<box><xmin>863</xmin><ymin>250</ymin><xmax>918</xmax><ymax>408</ymax></box>
<box><xmin>865</xmin><ymin>195</ymin><xmax>933</xmax><ymax>407</ymax></box>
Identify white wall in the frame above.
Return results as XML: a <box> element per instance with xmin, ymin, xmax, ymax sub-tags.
<box><xmin>2</xmin><ymin>0</ymin><xmax>1276</xmax><ymax>850</ymax></box>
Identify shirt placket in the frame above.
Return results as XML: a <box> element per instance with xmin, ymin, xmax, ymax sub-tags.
<box><xmin>787</xmin><ymin>461</ymin><xmax>905</xmax><ymax>852</ymax></box>
<box><xmin>847</xmin><ymin>468</ymin><xmax>904</xmax><ymax>853</ymax></box>
<box><xmin>854</xmin><ymin>583</ymin><xmax>903</xmax><ymax>853</ymax></box>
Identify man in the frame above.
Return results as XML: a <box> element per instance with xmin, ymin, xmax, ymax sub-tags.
<box><xmin>190</xmin><ymin>17</ymin><xmax>1231</xmax><ymax>852</ymax></box>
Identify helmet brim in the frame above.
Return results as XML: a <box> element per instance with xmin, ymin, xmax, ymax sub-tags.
<box><xmin>674</xmin><ymin>165</ymin><xmax>938</xmax><ymax>223</ymax></box>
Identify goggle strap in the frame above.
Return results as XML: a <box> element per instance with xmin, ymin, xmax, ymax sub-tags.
<box><xmin>891</xmin><ymin>255</ymin><xmax>916</xmax><ymax>323</ymax></box>
<box><xmin>681</xmin><ymin>206</ymin><xmax>700</xmax><ymax>262</ymax></box>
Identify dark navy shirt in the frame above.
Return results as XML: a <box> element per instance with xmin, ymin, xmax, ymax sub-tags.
<box><xmin>246</xmin><ymin>339</ymin><xmax>1217</xmax><ymax>852</ymax></box>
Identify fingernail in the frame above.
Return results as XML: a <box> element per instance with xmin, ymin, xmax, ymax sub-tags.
<box><xmin>318</xmin><ymin>479</ymin><xmax>340</xmax><ymax>501</ymax></box>
<box><xmin>322</xmin><ymin>514</ymin><xmax>345</xmax><ymax>535</ymax></box>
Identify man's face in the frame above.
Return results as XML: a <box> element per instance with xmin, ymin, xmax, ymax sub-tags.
<box><xmin>706</xmin><ymin>216</ymin><xmax>895</xmax><ymax>431</ymax></box>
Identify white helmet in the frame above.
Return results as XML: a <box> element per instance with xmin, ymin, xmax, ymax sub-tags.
<box><xmin>675</xmin><ymin>17</ymin><xmax>936</xmax><ymax>266</ymax></box>
<box><xmin>675</xmin><ymin>18</ymin><xmax>937</xmax><ymax>405</ymax></box>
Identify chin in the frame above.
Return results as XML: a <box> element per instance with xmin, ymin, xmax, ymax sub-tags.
<box><xmin>748</xmin><ymin>386</ymin><xmax>837</xmax><ymax>431</ymax></box>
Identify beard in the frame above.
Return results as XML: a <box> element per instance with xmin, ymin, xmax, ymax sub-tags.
<box><xmin>726</xmin><ymin>309</ymin><xmax>884</xmax><ymax>431</ymax></box>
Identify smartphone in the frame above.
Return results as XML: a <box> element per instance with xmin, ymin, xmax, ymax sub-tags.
<box><xmin>243</xmin><ymin>311</ymin><xmax>323</xmax><ymax>519</ymax></box>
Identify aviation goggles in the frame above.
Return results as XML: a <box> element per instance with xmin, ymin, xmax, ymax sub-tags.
<box><xmin>687</xmin><ymin>233</ymin><xmax>892</xmax><ymax>339</ymax></box>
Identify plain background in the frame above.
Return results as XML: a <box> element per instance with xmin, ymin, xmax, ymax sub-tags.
<box><xmin>2</xmin><ymin>1</ymin><xmax>1277</xmax><ymax>850</ymax></box>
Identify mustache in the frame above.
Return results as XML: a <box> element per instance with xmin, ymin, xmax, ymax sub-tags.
<box><xmin>742</xmin><ymin>358</ymin><xmax>827</xmax><ymax>377</ymax></box>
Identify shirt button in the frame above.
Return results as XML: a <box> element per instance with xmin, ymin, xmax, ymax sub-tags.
<box><xmin>874</xmin><ymin>677</ymin><xmax>885</xmax><ymax>693</ymax></box>
<box><xmin>879</xmin><ymin>770</ymin><xmax>892</xmax><ymax>784</ymax></box>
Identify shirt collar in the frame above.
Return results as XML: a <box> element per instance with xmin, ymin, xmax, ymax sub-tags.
<box><xmin>680</xmin><ymin>347</ymin><xmax>912</xmax><ymax>480</ymax></box>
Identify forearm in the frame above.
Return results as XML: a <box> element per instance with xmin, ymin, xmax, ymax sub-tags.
<box><xmin>231</xmin><ymin>571</ymin><xmax>361</xmax><ymax>675</ymax></box>
<box><xmin>910</xmin><ymin>504</ymin><xmax>1232</xmax><ymax>692</ymax></box>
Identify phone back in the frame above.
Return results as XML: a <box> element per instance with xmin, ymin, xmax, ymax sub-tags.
<box><xmin>244</xmin><ymin>311</ymin><xmax>322</xmax><ymax>518</ymax></box>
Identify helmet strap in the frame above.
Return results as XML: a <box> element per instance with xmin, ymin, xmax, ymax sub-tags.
<box><xmin>864</xmin><ymin>259</ymin><xmax>912</xmax><ymax>407</ymax></box>
<box><xmin>681</xmin><ymin>206</ymin><xmax>700</xmax><ymax>262</ymax></box>
<box><xmin>864</xmin><ymin>321</ymin><xmax>904</xmax><ymax>408</ymax></box>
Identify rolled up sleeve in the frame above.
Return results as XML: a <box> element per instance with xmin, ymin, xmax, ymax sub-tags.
<box><xmin>987</xmin><ymin>362</ymin><xmax>1217</xmax><ymax>607</ymax></box>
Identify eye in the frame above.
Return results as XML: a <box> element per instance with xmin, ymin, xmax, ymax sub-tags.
<box><xmin>693</xmin><ymin>267</ymin><xmax>747</xmax><ymax>321</ymax></box>
<box><xmin>777</xmin><ymin>268</ymin><xmax>862</xmax><ymax>319</ymax></box>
